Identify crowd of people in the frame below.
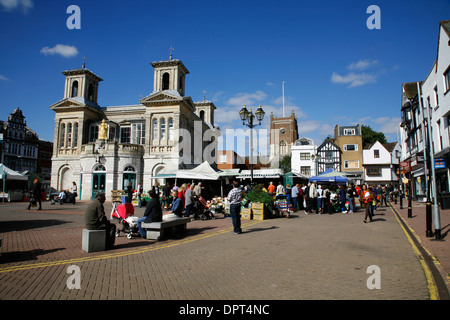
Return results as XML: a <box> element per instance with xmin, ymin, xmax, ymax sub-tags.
<box><xmin>255</xmin><ymin>180</ymin><xmax>400</xmax><ymax>223</ymax></box>
<box><xmin>83</xmin><ymin>178</ymin><xmax>401</xmax><ymax>247</ymax></box>
<box><xmin>134</xmin><ymin>181</ymin><xmax>211</xmax><ymax>217</ymax></box>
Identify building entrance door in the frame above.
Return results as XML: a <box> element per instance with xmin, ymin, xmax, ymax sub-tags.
<box><xmin>92</xmin><ymin>164</ymin><xmax>106</xmax><ymax>199</ymax></box>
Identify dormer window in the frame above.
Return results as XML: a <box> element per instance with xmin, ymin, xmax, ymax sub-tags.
<box><xmin>343</xmin><ymin>128</ymin><xmax>355</xmax><ymax>135</ymax></box>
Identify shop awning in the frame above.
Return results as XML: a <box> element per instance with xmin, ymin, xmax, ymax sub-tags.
<box><xmin>236</xmin><ymin>169</ymin><xmax>284</xmax><ymax>179</ymax></box>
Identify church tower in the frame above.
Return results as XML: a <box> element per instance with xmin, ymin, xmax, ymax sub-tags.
<box><xmin>269</xmin><ymin>110</ymin><xmax>298</xmax><ymax>166</ymax></box>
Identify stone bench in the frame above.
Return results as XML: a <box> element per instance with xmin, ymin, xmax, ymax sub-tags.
<box><xmin>82</xmin><ymin>229</ymin><xmax>106</xmax><ymax>253</ymax></box>
<box><xmin>141</xmin><ymin>215</ymin><xmax>191</xmax><ymax>241</ymax></box>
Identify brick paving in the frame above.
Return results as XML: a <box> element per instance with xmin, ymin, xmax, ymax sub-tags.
<box><xmin>0</xmin><ymin>198</ymin><xmax>448</xmax><ymax>301</ymax></box>
<box><xmin>389</xmin><ymin>199</ymin><xmax>450</xmax><ymax>295</ymax></box>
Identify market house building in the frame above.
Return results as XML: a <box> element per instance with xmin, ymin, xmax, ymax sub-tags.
<box><xmin>49</xmin><ymin>56</ymin><xmax>220</xmax><ymax>200</ymax></box>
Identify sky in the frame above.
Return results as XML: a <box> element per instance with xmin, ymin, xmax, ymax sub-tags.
<box><xmin>0</xmin><ymin>0</ymin><xmax>449</xmax><ymax>157</ymax></box>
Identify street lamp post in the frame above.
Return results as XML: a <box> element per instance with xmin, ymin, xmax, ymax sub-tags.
<box><xmin>239</xmin><ymin>104</ymin><xmax>265</xmax><ymax>185</ymax></box>
<box><xmin>417</xmin><ymin>82</ymin><xmax>442</xmax><ymax>240</ymax></box>
<box><xmin>416</xmin><ymin>82</ymin><xmax>434</xmax><ymax>237</ymax></box>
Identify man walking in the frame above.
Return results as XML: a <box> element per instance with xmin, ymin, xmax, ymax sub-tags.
<box><xmin>227</xmin><ymin>181</ymin><xmax>243</xmax><ymax>234</ymax></box>
<box><xmin>28</xmin><ymin>178</ymin><xmax>42</xmax><ymax>210</ymax></box>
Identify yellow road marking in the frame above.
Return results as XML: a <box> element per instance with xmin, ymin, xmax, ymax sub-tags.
<box><xmin>389</xmin><ymin>204</ymin><xmax>439</xmax><ymax>300</ymax></box>
<box><xmin>0</xmin><ymin>220</ymin><xmax>264</xmax><ymax>274</ymax></box>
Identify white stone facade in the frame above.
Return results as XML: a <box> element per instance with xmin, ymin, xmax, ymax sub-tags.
<box><xmin>49</xmin><ymin>57</ymin><xmax>220</xmax><ymax>200</ymax></box>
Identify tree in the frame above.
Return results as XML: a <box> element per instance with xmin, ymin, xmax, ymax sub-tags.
<box><xmin>279</xmin><ymin>154</ymin><xmax>291</xmax><ymax>174</ymax></box>
<box><xmin>361</xmin><ymin>125</ymin><xmax>387</xmax><ymax>146</ymax></box>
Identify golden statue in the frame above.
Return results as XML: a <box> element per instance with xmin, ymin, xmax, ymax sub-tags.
<box><xmin>98</xmin><ymin>119</ymin><xmax>108</xmax><ymax>140</ymax></box>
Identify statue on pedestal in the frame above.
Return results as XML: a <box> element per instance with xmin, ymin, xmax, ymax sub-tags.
<box><xmin>98</xmin><ymin>119</ymin><xmax>108</xmax><ymax>140</ymax></box>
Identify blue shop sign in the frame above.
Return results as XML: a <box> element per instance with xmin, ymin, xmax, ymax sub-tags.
<box><xmin>435</xmin><ymin>158</ymin><xmax>446</xmax><ymax>169</ymax></box>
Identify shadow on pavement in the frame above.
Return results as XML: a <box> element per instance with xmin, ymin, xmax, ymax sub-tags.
<box><xmin>242</xmin><ymin>225</ymin><xmax>279</xmax><ymax>234</ymax></box>
<box><xmin>0</xmin><ymin>248</ymin><xmax>65</xmax><ymax>264</ymax></box>
<box><xmin>0</xmin><ymin>220</ymin><xmax>71</xmax><ymax>232</ymax></box>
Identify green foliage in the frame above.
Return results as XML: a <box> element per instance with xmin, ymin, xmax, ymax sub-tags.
<box><xmin>245</xmin><ymin>184</ymin><xmax>274</xmax><ymax>211</ymax></box>
<box><xmin>279</xmin><ymin>155</ymin><xmax>291</xmax><ymax>173</ymax></box>
<box><xmin>361</xmin><ymin>125</ymin><xmax>387</xmax><ymax>146</ymax></box>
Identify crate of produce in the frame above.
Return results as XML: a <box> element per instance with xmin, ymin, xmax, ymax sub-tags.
<box><xmin>251</xmin><ymin>203</ymin><xmax>265</xmax><ymax>210</ymax></box>
<box><xmin>241</xmin><ymin>207</ymin><xmax>252</xmax><ymax>220</ymax></box>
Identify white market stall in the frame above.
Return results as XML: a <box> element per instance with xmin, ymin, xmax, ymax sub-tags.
<box><xmin>0</xmin><ymin>164</ymin><xmax>28</xmax><ymax>202</ymax></box>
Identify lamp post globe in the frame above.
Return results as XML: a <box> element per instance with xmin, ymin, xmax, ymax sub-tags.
<box><xmin>255</xmin><ymin>104</ymin><xmax>265</xmax><ymax>123</ymax></box>
<box><xmin>239</xmin><ymin>105</ymin><xmax>249</xmax><ymax>122</ymax></box>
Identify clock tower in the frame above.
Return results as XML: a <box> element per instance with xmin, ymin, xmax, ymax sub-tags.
<box><xmin>269</xmin><ymin>110</ymin><xmax>298</xmax><ymax>166</ymax></box>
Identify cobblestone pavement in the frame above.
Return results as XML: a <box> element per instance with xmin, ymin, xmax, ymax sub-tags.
<box><xmin>0</xmin><ymin>199</ymin><xmax>447</xmax><ymax>302</ymax></box>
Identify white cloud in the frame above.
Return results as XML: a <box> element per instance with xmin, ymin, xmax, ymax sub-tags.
<box><xmin>40</xmin><ymin>44</ymin><xmax>78</xmax><ymax>58</ymax></box>
<box><xmin>331</xmin><ymin>72</ymin><xmax>377</xmax><ymax>88</ymax></box>
<box><xmin>347</xmin><ymin>59</ymin><xmax>378</xmax><ymax>71</ymax></box>
<box><xmin>226</xmin><ymin>90</ymin><xmax>268</xmax><ymax>107</ymax></box>
<box><xmin>214</xmin><ymin>106</ymin><xmax>242</xmax><ymax>124</ymax></box>
<box><xmin>331</xmin><ymin>59</ymin><xmax>381</xmax><ymax>88</ymax></box>
<box><xmin>0</xmin><ymin>0</ymin><xmax>33</xmax><ymax>13</ymax></box>
<box><xmin>0</xmin><ymin>74</ymin><xmax>10</xmax><ymax>81</ymax></box>
<box><xmin>374</xmin><ymin>117</ymin><xmax>401</xmax><ymax>135</ymax></box>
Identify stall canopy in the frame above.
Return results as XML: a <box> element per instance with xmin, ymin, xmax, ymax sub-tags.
<box><xmin>308</xmin><ymin>168</ymin><xmax>348</xmax><ymax>183</ymax></box>
<box><xmin>0</xmin><ymin>164</ymin><xmax>28</xmax><ymax>181</ymax></box>
<box><xmin>151</xmin><ymin>161</ymin><xmax>220</xmax><ymax>180</ymax></box>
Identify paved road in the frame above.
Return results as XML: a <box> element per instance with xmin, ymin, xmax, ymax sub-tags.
<box><xmin>1</xmin><ymin>199</ymin><xmax>444</xmax><ymax>304</ymax></box>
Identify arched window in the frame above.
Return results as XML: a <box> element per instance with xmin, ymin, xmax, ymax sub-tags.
<box><xmin>88</xmin><ymin>83</ymin><xmax>95</xmax><ymax>101</ymax></box>
<box><xmin>160</xmin><ymin>118</ymin><xmax>166</xmax><ymax>140</ymax></box>
<box><xmin>179</xmin><ymin>76</ymin><xmax>183</xmax><ymax>92</ymax></box>
<box><xmin>93</xmin><ymin>164</ymin><xmax>106</xmax><ymax>172</ymax></box>
<box><xmin>168</xmin><ymin>118</ymin><xmax>174</xmax><ymax>141</ymax></box>
<box><xmin>71</xmin><ymin>81</ymin><xmax>78</xmax><ymax>97</ymax></box>
<box><xmin>200</xmin><ymin>110</ymin><xmax>205</xmax><ymax>121</ymax></box>
<box><xmin>67</xmin><ymin>123</ymin><xmax>72</xmax><ymax>147</ymax></box>
<box><xmin>60</xmin><ymin>123</ymin><xmax>65</xmax><ymax>148</ymax></box>
<box><xmin>280</xmin><ymin>140</ymin><xmax>287</xmax><ymax>156</ymax></box>
<box><xmin>162</xmin><ymin>73</ymin><xmax>170</xmax><ymax>90</ymax></box>
<box><xmin>73</xmin><ymin>122</ymin><xmax>78</xmax><ymax>148</ymax></box>
<box><xmin>152</xmin><ymin>118</ymin><xmax>158</xmax><ymax>140</ymax></box>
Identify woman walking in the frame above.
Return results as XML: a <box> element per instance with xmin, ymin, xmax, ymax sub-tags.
<box><xmin>362</xmin><ymin>184</ymin><xmax>374</xmax><ymax>223</ymax></box>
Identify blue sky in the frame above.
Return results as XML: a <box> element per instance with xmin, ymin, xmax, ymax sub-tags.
<box><xmin>0</xmin><ymin>0</ymin><xmax>449</xmax><ymax>155</ymax></box>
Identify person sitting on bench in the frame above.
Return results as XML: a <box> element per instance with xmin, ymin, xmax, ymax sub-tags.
<box><xmin>57</xmin><ymin>190</ymin><xmax>66</xmax><ymax>205</ymax></box>
<box><xmin>137</xmin><ymin>190</ymin><xmax>163</xmax><ymax>238</ymax></box>
<box><xmin>167</xmin><ymin>190</ymin><xmax>183</xmax><ymax>217</ymax></box>
<box><xmin>85</xmin><ymin>191</ymin><xmax>116</xmax><ymax>249</ymax></box>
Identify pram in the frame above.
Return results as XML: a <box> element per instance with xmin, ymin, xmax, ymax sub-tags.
<box><xmin>192</xmin><ymin>197</ymin><xmax>215</xmax><ymax>220</ymax></box>
<box><xmin>111</xmin><ymin>202</ymin><xmax>139</xmax><ymax>239</ymax></box>
<box><xmin>274</xmin><ymin>194</ymin><xmax>292</xmax><ymax>218</ymax></box>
